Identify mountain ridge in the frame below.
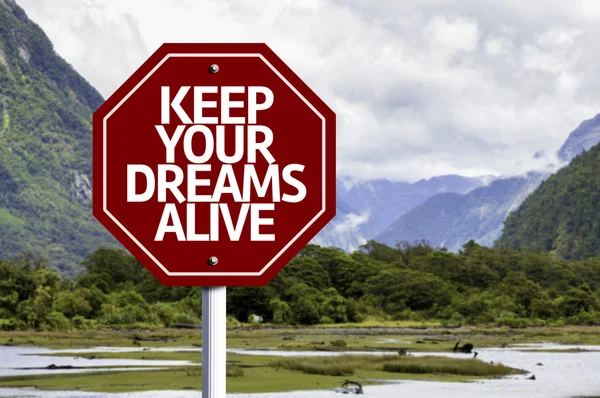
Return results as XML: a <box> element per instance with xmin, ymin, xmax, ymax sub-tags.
<box><xmin>558</xmin><ymin>113</ymin><xmax>600</xmax><ymax>162</ymax></box>
<box><xmin>374</xmin><ymin>113</ymin><xmax>600</xmax><ymax>251</ymax></box>
<box><xmin>375</xmin><ymin>172</ymin><xmax>546</xmax><ymax>250</ymax></box>
<box><xmin>314</xmin><ymin>174</ymin><xmax>492</xmax><ymax>251</ymax></box>
<box><xmin>496</xmin><ymin>140</ymin><xmax>600</xmax><ymax>259</ymax></box>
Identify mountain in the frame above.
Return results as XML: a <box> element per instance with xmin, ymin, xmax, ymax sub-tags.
<box><xmin>558</xmin><ymin>114</ymin><xmax>600</xmax><ymax>162</ymax></box>
<box><xmin>0</xmin><ymin>0</ymin><xmax>116</xmax><ymax>274</ymax></box>
<box><xmin>337</xmin><ymin>175</ymin><xmax>493</xmax><ymax>238</ymax></box>
<box><xmin>496</xmin><ymin>142</ymin><xmax>600</xmax><ymax>259</ymax></box>
<box><xmin>376</xmin><ymin>172</ymin><xmax>546</xmax><ymax>251</ymax></box>
<box><xmin>375</xmin><ymin>113</ymin><xmax>600</xmax><ymax>252</ymax></box>
<box><xmin>313</xmin><ymin>175</ymin><xmax>492</xmax><ymax>251</ymax></box>
<box><xmin>0</xmin><ymin>0</ymin><xmax>489</xmax><ymax>266</ymax></box>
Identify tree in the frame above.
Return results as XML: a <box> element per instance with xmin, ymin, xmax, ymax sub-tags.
<box><xmin>82</xmin><ymin>248</ymin><xmax>144</xmax><ymax>291</ymax></box>
<box><xmin>559</xmin><ymin>287</ymin><xmax>597</xmax><ymax>317</ymax></box>
<box><xmin>278</xmin><ymin>257</ymin><xmax>331</xmax><ymax>290</ymax></box>
<box><xmin>270</xmin><ymin>298</ymin><xmax>292</xmax><ymax>324</ymax></box>
<box><xmin>292</xmin><ymin>297</ymin><xmax>321</xmax><ymax>325</ymax></box>
<box><xmin>322</xmin><ymin>288</ymin><xmax>347</xmax><ymax>323</ymax></box>
<box><xmin>16</xmin><ymin>286</ymin><xmax>54</xmax><ymax>329</ymax></box>
<box><xmin>227</xmin><ymin>287</ymin><xmax>274</xmax><ymax>322</ymax></box>
<box><xmin>397</xmin><ymin>272</ymin><xmax>452</xmax><ymax>312</ymax></box>
<box><xmin>361</xmin><ymin>240</ymin><xmax>404</xmax><ymax>264</ymax></box>
<box><xmin>53</xmin><ymin>290</ymin><xmax>92</xmax><ymax>318</ymax></box>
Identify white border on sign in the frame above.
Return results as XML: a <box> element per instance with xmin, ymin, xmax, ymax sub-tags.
<box><xmin>103</xmin><ymin>53</ymin><xmax>326</xmax><ymax>276</ymax></box>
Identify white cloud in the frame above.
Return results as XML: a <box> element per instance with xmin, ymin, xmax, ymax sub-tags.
<box><xmin>332</xmin><ymin>211</ymin><xmax>369</xmax><ymax>235</ymax></box>
<box><xmin>484</xmin><ymin>36</ymin><xmax>513</xmax><ymax>56</ymax></box>
<box><xmin>18</xmin><ymin>0</ymin><xmax>600</xmax><ymax>182</ymax></box>
<box><xmin>424</xmin><ymin>15</ymin><xmax>480</xmax><ymax>56</ymax></box>
<box><xmin>311</xmin><ymin>210</ymin><xmax>369</xmax><ymax>252</ymax></box>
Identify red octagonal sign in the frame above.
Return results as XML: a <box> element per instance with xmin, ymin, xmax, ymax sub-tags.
<box><xmin>92</xmin><ymin>43</ymin><xmax>336</xmax><ymax>286</ymax></box>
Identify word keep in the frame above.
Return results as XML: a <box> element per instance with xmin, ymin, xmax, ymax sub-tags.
<box><xmin>126</xmin><ymin>85</ymin><xmax>307</xmax><ymax>243</ymax></box>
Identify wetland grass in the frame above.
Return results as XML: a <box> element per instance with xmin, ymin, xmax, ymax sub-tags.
<box><xmin>382</xmin><ymin>356</ymin><xmax>520</xmax><ymax>376</ymax></box>
<box><xmin>269</xmin><ymin>354</ymin><xmax>522</xmax><ymax>378</ymax></box>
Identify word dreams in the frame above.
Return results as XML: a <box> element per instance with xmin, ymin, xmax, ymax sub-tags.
<box><xmin>127</xmin><ymin>85</ymin><xmax>306</xmax><ymax>243</ymax></box>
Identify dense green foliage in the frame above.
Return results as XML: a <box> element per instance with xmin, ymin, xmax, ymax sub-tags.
<box><xmin>0</xmin><ymin>0</ymin><xmax>117</xmax><ymax>273</ymax></box>
<box><xmin>497</xmin><ymin>142</ymin><xmax>600</xmax><ymax>260</ymax></box>
<box><xmin>3</xmin><ymin>241</ymin><xmax>600</xmax><ymax>330</ymax></box>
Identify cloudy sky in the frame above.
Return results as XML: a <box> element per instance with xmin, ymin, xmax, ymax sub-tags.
<box><xmin>18</xmin><ymin>0</ymin><xmax>600</xmax><ymax>182</ymax></box>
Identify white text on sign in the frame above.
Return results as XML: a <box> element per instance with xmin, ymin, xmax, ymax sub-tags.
<box><xmin>126</xmin><ymin>86</ymin><xmax>307</xmax><ymax>243</ymax></box>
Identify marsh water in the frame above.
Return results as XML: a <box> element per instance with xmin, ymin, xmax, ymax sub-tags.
<box><xmin>0</xmin><ymin>343</ymin><xmax>599</xmax><ymax>397</ymax></box>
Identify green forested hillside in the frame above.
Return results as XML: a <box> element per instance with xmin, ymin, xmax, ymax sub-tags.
<box><xmin>0</xmin><ymin>0</ymin><xmax>117</xmax><ymax>274</ymax></box>
<box><xmin>496</xmin><ymin>142</ymin><xmax>600</xmax><ymax>259</ymax></box>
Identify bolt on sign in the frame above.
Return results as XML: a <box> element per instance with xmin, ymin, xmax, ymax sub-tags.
<box><xmin>93</xmin><ymin>43</ymin><xmax>336</xmax><ymax>286</ymax></box>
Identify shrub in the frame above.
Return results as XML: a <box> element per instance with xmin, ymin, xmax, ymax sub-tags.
<box><xmin>0</xmin><ymin>320</ymin><xmax>17</xmax><ymax>331</ymax></box>
<box><xmin>44</xmin><ymin>311</ymin><xmax>71</xmax><ymax>331</ymax></box>
<box><xmin>226</xmin><ymin>366</ymin><xmax>244</xmax><ymax>377</ymax></box>
<box><xmin>53</xmin><ymin>291</ymin><xmax>92</xmax><ymax>318</ymax></box>
<box><xmin>116</xmin><ymin>291</ymin><xmax>149</xmax><ymax>310</ymax></box>
<box><xmin>174</xmin><ymin>312</ymin><xmax>200</xmax><ymax>325</ymax></box>
<box><xmin>184</xmin><ymin>366</ymin><xmax>201</xmax><ymax>377</ymax></box>
<box><xmin>330</xmin><ymin>339</ymin><xmax>347</xmax><ymax>348</ymax></box>
<box><xmin>226</xmin><ymin>315</ymin><xmax>241</xmax><ymax>327</ymax></box>
<box><xmin>100</xmin><ymin>303</ymin><xmax>159</xmax><ymax>325</ymax></box>
<box><xmin>448</xmin><ymin>312</ymin><xmax>466</xmax><ymax>326</ymax></box>
<box><xmin>152</xmin><ymin>302</ymin><xmax>177</xmax><ymax>327</ymax></box>
<box><xmin>72</xmin><ymin>315</ymin><xmax>95</xmax><ymax>330</ymax></box>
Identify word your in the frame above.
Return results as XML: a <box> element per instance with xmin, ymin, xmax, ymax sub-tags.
<box><xmin>127</xmin><ymin>86</ymin><xmax>306</xmax><ymax>242</ymax></box>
